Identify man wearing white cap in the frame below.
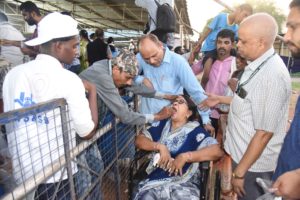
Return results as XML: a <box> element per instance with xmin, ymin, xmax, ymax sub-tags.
<box><xmin>3</xmin><ymin>12</ymin><xmax>98</xmax><ymax>199</ymax></box>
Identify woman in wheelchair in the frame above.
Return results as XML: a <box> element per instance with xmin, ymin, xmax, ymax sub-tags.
<box><xmin>134</xmin><ymin>95</ymin><xmax>224</xmax><ymax>200</ymax></box>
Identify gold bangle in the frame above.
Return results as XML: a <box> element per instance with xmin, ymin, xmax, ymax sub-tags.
<box><xmin>232</xmin><ymin>172</ymin><xmax>244</xmax><ymax>179</ymax></box>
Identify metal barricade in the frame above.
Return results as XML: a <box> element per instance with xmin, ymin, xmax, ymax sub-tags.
<box><xmin>0</xmin><ymin>96</ymin><xmax>136</xmax><ymax>200</ymax></box>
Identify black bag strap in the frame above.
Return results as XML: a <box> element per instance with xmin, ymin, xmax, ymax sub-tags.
<box><xmin>149</xmin><ymin>14</ymin><xmax>156</xmax><ymax>25</ymax></box>
<box><xmin>149</xmin><ymin>0</ymin><xmax>160</xmax><ymax>26</ymax></box>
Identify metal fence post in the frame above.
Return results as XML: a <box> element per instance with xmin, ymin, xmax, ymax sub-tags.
<box><xmin>112</xmin><ymin>117</ymin><xmax>121</xmax><ymax>200</ymax></box>
<box><xmin>60</xmin><ymin>104</ymin><xmax>77</xmax><ymax>200</ymax></box>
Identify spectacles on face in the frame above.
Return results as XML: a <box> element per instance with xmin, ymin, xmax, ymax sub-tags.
<box><xmin>173</xmin><ymin>99</ymin><xmax>187</xmax><ymax>105</ymax></box>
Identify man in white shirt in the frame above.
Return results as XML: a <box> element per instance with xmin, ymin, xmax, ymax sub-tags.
<box><xmin>3</xmin><ymin>12</ymin><xmax>98</xmax><ymax>199</ymax></box>
<box><xmin>200</xmin><ymin>13</ymin><xmax>291</xmax><ymax>200</ymax></box>
<box><xmin>0</xmin><ymin>12</ymin><xmax>25</xmax><ymax>67</ymax></box>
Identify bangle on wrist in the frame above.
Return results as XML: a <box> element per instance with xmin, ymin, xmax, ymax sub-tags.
<box><xmin>232</xmin><ymin>172</ymin><xmax>244</xmax><ymax>179</ymax></box>
<box><xmin>186</xmin><ymin>152</ymin><xmax>192</xmax><ymax>162</ymax></box>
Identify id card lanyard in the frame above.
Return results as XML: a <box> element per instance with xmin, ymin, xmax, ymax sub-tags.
<box><xmin>236</xmin><ymin>52</ymin><xmax>276</xmax><ymax>94</ymax></box>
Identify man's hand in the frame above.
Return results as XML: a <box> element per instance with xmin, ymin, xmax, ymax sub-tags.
<box><xmin>232</xmin><ymin>177</ymin><xmax>246</xmax><ymax>197</ymax></box>
<box><xmin>272</xmin><ymin>169</ymin><xmax>300</xmax><ymax>199</ymax></box>
<box><xmin>142</xmin><ymin>77</ymin><xmax>154</xmax><ymax>90</ymax></box>
<box><xmin>228</xmin><ymin>78</ymin><xmax>239</xmax><ymax>92</ymax></box>
<box><xmin>198</xmin><ymin>93</ymin><xmax>220</xmax><ymax>111</ymax></box>
<box><xmin>192</xmin><ymin>42</ymin><xmax>202</xmax><ymax>55</ymax></box>
<box><xmin>163</xmin><ymin>94</ymin><xmax>178</xmax><ymax>101</ymax></box>
<box><xmin>154</xmin><ymin>106</ymin><xmax>174</xmax><ymax>121</ymax></box>
<box><xmin>204</xmin><ymin>123</ymin><xmax>215</xmax><ymax>136</ymax></box>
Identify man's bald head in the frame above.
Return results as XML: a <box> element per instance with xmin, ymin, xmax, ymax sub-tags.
<box><xmin>240</xmin><ymin>13</ymin><xmax>278</xmax><ymax>47</ymax></box>
<box><xmin>138</xmin><ymin>34</ymin><xmax>165</xmax><ymax>67</ymax></box>
<box><xmin>237</xmin><ymin>13</ymin><xmax>278</xmax><ymax>61</ymax></box>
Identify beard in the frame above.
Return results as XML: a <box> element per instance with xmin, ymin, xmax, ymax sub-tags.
<box><xmin>287</xmin><ymin>42</ymin><xmax>300</xmax><ymax>59</ymax></box>
<box><xmin>291</xmin><ymin>49</ymin><xmax>300</xmax><ymax>59</ymax></box>
<box><xmin>26</xmin><ymin>18</ymin><xmax>36</xmax><ymax>26</ymax></box>
<box><xmin>217</xmin><ymin>48</ymin><xmax>227</xmax><ymax>57</ymax></box>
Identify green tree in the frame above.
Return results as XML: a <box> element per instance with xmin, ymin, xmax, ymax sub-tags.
<box><xmin>245</xmin><ymin>0</ymin><xmax>286</xmax><ymax>33</ymax></box>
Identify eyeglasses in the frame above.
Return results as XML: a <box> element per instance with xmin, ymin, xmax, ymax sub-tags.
<box><xmin>173</xmin><ymin>99</ymin><xmax>187</xmax><ymax>105</ymax></box>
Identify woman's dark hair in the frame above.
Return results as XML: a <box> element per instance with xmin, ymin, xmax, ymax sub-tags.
<box><xmin>107</xmin><ymin>37</ymin><xmax>114</xmax><ymax>44</ymax></box>
<box><xmin>79</xmin><ymin>29</ymin><xmax>90</xmax><ymax>41</ymax></box>
<box><xmin>107</xmin><ymin>37</ymin><xmax>116</xmax><ymax>52</ymax></box>
<box><xmin>181</xmin><ymin>95</ymin><xmax>203</xmax><ymax>126</ymax></box>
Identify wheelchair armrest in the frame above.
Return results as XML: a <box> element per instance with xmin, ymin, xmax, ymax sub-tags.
<box><xmin>199</xmin><ymin>161</ymin><xmax>212</xmax><ymax>200</ymax></box>
<box><xmin>199</xmin><ymin>161</ymin><xmax>210</xmax><ymax>170</ymax></box>
<box><xmin>128</xmin><ymin>150</ymin><xmax>152</xmax><ymax>200</ymax></box>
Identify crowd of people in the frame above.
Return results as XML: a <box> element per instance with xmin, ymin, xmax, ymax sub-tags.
<box><xmin>0</xmin><ymin>0</ymin><xmax>300</xmax><ymax>200</ymax></box>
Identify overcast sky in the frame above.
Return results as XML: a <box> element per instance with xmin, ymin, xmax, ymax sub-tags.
<box><xmin>187</xmin><ymin>0</ymin><xmax>290</xmax><ymax>40</ymax></box>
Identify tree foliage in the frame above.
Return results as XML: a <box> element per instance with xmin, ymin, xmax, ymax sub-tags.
<box><xmin>245</xmin><ymin>0</ymin><xmax>286</xmax><ymax>33</ymax></box>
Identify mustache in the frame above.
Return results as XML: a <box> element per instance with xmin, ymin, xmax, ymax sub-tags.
<box><xmin>119</xmin><ymin>84</ymin><xmax>130</xmax><ymax>89</ymax></box>
<box><xmin>286</xmin><ymin>41</ymin><xmax>296</xmax><ymax>47</ymax></box>
<box><xmin>217</xmin><ymin>48</ymin><xmax>226</xmax><ymax>52</ymax></box>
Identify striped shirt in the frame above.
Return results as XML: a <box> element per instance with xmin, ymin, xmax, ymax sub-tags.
<box><xmin>224</xmin><ymin>48</ymin><xmax>291</xmax><ymax>172</ymax></box>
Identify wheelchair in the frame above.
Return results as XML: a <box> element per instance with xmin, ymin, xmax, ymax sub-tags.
<box><xmin>128</xmin><ymin>150</ymin><xmax>220</xmax><ymax>200</ymax></box>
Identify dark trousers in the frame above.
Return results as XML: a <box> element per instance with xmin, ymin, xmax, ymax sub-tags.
<box><xmin>232</xmin><ymin>161</ymin><xmax>273</xmax><ymax>200</ymax></box>
<box><xmin>35</xmin><ymin>179</ymin><xmax>71</xmax><ymax>200</ymax></box>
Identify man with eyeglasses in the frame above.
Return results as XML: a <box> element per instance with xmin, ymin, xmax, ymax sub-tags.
<box><xmin>136</xmin><ymin>34</ymin><xmax>215</xmax><ymax>134</ymax></box>
<box><xmin>200</xmin><ymin>13</ymin><xmax>291</xmax><ymax>200</ymax></box>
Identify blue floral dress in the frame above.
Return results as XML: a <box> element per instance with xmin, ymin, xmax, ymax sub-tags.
<box><xmin>134</xmin><ymin>119</ymin><xmax>217</xmax><ymax>200</ymax></box>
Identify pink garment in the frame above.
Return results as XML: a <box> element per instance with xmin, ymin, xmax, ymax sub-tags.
<box><xmin>191</xmin><ymin>59</ymin><xmax>203</xmax><ymax>75</ymax></box>
<box><xmin>205</xmin><ymin>56</ymin><xmax>234</xmax><ymax>119</ymax></box>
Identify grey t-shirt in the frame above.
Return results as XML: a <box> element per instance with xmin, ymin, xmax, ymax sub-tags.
<box><xmin>79</xmin><ymin>59</ymin><xmax>155</xmax><ymax>125</ymax></box>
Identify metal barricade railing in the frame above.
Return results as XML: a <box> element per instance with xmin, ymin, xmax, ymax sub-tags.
<box><xmin>0</xmin><ymin>96</ymin><xmax>137</xmax><ymax>200</ymax></box>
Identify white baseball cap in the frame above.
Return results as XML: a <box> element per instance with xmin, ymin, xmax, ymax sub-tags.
<box><xmin>25</xmin><ymin>12</ymin><xmax>78</xmax><ymax>46</ymax></box>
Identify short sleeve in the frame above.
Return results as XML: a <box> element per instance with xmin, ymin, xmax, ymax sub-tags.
<box><xmin>64</xmin><ymin>74</ymin><xmax>94</xmax><ymax>137</ymax></box>
<box><xmin>208</xmin><ymin>14</ymin><xmax>221</xmax><ymax>30</ymax></box>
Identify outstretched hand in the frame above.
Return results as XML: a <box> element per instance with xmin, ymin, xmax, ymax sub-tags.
<box><xmin>198</xmin><ymin>93</ymin><xmax>220</xmax><ymax>111</ymax></box>
<box><xmin>163</xmin><ymin>94</ymin><xmax>178</xmax><ymax>101</ymax></box>
<box><xmin>154</xmin><ymin>106</ymin><xmax>174</xmax><ymax>121</ymax></box>
<box><xmin>143</xmin><ymin>77</ymin><xmax>154</xmax><ymax>90</ymax></box>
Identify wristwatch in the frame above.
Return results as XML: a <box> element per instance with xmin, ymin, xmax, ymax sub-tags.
<box><xmin>232</xmin><ymin>172</ymin><xmax>244</xmax><ymax>179</ymax></box>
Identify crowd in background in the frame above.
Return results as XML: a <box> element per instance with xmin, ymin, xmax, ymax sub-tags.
<box><xmin>0</xmin><ymin>0</ymin><xmax>300</xmax><ymax>200</ymax></box>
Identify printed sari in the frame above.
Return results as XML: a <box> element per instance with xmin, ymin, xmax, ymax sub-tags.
<box><xmin>134</xmin><ymin>119</ymin><xmax>217</xmax><ymax>200</ymax></box>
